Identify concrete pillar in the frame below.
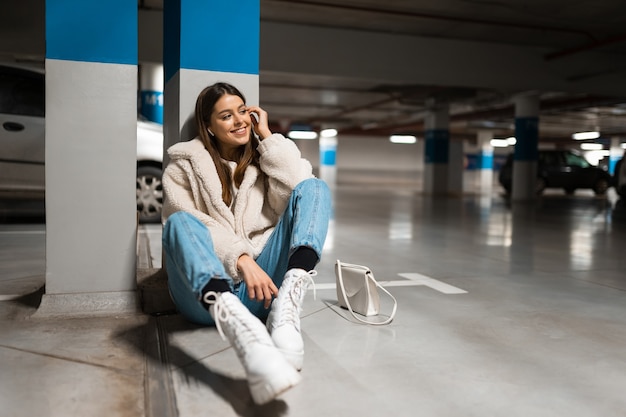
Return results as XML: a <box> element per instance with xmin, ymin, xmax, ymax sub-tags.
<box><xmin>424</xmin><ymin>104</ymin><xmax>450</xmax><ymax>195</ymax></box>
<box><xmin>139</xmin><ymin>62</ymin><xmax>164</xmax><ymax>124</ymax></box>
<box><xmin>319</xmin><ymin>131</ymin><xmax>338</xmax><ymax>188</ymax></box>
<box><xmin>448</xmin><ymin>139</ymin><xmax>464</xmax><ymax>196</ymax></box>
<box><xmin>512</xmin><ymin>93</ymin><xmax>539</xmax><ymax>201</ymax></box>
<box><xmin>163</xmin><ymin>0</ymin><xmax>260</xmax><ymax>158</ymax></box>
<box><xmin>477</xmin><ymin>130</ymin><xmax>494</xmax><ymax>194</ymax></box>
<box><xmin>39</xmin><ymin>0</ymin><xmax>138</xmax><ymax>316</ymax></box>
<box><xmin>609</xmin><ymin>137</ymin><xmax>623</xmax><ymax>175</ymax></box>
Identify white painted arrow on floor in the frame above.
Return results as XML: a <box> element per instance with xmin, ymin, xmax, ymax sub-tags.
<box><xmin>316</xmin><ymin>272</ymin><xmax>467</xmax><ymax>294</ymax></box>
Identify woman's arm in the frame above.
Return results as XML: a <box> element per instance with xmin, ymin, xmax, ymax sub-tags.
<box><xmin>237</xmin><ymin>254</ymin><xmax>278</xmax><ymax>308</ymax></box>
<box><xmin>256</xmin><ymin>133</ymin><xmax>314</xmax><ymax>213</ymax></box>
<box><xmin>162</xmin><ymin>159</ymin><xmax>253</xmax><ymax>280</ymax></box>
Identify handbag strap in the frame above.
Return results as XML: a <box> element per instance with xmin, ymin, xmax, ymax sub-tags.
<box><xmin>336</xmin><ymin>260</ymin><xmax>398</xmax><ymax>325</ymax></box>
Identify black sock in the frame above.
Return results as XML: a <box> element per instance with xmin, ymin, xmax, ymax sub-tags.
<box><xmin>287</xmin><ymin>246</ymin><xmax>319</xmax><ymax>271</ymax></box>
<box><xmin>200</xmin><ymin>279</ymin><xmax>231</xmax><ymax>309</ymax></box>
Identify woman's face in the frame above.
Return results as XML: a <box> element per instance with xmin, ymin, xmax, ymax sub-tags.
<box><xmin>208</xmin><ymin>93</ymin><xmax>252</xmax><ymax>158</ymax></box>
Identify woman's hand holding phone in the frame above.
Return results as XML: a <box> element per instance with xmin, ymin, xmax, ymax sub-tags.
<box><xmin>247</xmin><ymin>105</ymin><xmax>272</xmax><ymax>140</ymax></box>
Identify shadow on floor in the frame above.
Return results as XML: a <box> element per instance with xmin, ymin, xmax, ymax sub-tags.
<box><xmin>0</xmin><ymin>286</ymin><xmax>43</xmax><ymax>320</ymax></box>
<box><xmin>114</xmin><ymin>315</ymin><xmax>292</xmax><ymax>417</ymax></box>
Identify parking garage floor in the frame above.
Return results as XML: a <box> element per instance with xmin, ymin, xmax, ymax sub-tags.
<box><xmin>1</xmin><ymin>183</ymin><xmax>626</xmax><ymax>417</ymax></box>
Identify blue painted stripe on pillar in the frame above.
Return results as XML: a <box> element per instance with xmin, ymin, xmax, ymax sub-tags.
<box><xmin>46</xmin><ymin>0</ymin><xmax>137</xmax><ymax>64</ymax></box>
<box><xmin>321</xmin><ymin>149</ymin><xmax>336</xmax><ymax>166</ymax></box>
<box><xmin>478</xmin><ymin>152</ymin><xmax>494</xmax><ymax>170</ymax></box>
<box><xmin>182</xmin><ymin>0</ymin><xmax>259</xmax><ymax>75</ymax></box>
<box><xmin>425</xmin><ymin>129</ymin><xmax>449</xmax><ymax>164</ymax></box>
<box><xmin>609</xmin><ymin>156</ymin><xmax>619</xmax><ymax>174</ymax></box>
<box><xmin>514</xmin><ymin>117</ymin><xmax>539</xmax><ymax>161</ymax></box>
<box><xmin>164</xmin><ymin>0</ymin><xmax>181</xmax><ymax>83</ymax></box>
<box><xmin>140</xmin><ymin>90</ymin><xmax>164</xmax><ymax>124</ymax></box>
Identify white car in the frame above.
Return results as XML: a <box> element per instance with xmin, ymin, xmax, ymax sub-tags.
<box><xmin>0</xmin><ymin>63</ymin><xmax>163</xmax><ymax>222</ymax></box>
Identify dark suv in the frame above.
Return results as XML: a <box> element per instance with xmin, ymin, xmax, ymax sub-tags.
<box><xmin>498</xmin><ymin>149</ymin><xmax>613</xmax><ymax>196</ymax></box>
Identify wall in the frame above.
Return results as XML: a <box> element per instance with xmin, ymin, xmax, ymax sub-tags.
<box><xmin>295</xmin><ymin>134</ymin><xmax>510</xmax><ymax>194</ymax></box>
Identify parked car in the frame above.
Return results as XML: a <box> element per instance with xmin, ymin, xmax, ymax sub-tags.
<box><xmin>498</xmin><ymin>149</ymin><xmax>613</xmax><ymax>196</ymax></box>
<box><xmin>0</xmin><ymin>63</ymin><xmax>163</xmax><ymax>222</ymax></box>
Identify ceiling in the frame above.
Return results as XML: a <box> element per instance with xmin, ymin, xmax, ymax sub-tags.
<box><xmin>255</xmin><ymin>0</ymin><xmax>626</xmax><ymax>144</ymax></box>
<box><xmin>2</xmin><ymin>0</ymin><xmax>626</xmax><ymax>146</ymax></box>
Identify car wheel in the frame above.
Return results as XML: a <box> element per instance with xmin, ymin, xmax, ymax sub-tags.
<box><xmin>535</xmin><ymin>177</ymin><xmax>547</xmax><ymax>194</ymax></box>
<box><xmin>592</xmin><ymin>178</ymin><xmax>609</xmax><ymax>195</ymax></box>
<box><xmin>136</xmin><ymin>165</ymin><xmax>163</xmax><ymax>223</ymax></box>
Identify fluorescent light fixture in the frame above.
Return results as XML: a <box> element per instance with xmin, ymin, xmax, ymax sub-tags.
<box><xmin>490</xmin><ymin>139</ymin><xmax>510</xmax><ymax>147</ymax></box>
<box><xmin>287</xmin><ymin>130</ymin><xmax>318</xmax><ymax>140</ymax></box>
<box><xmin>572</xmin><ymin>131</ymin><xmax>600</xmax><ymax>140</ymax></box>
<box><xmin>389</xmin><ymin>135</ymin><xmax>417</xmax><ymax>144</ymax></box>
<box><xmin>506</xmin><ymin>137</ymin><xmax>517</xmax><ymax>145</ymax></box>
<box><xmin>580</xmin><ymin>143</ymin><xmax>603</xmax><ymax>150</ymax></box>
<box><xmin>320</xmin><ymin>128</ymin><xmax>338</xmax><ymax>138</ymax></box>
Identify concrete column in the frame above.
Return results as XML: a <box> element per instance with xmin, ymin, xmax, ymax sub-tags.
<box><xmin>139</xmin><ymin>62</ymin><xmax>164</xmax><ymax>124</ymax></box>
<box><xmin>448</xmin><ymin>139</ymin><xmax>464</xmax><ymax>196</ymax></box>
<box><xmin>609</xmin><ymin>137</ymin><xmax>623</xmax><ymax>175</ymax></box>
<box><xmin>39</xmin><ymin>0</ymin><xmax>138</xmax><ymax>316</ymax></box>
<box><xmin>319</xmin><ymin>131</ymin><xmax>338</xmax><ymax>188</ymax></box>
<box><xmin>163</xmin><ymin>0</ymin><xmax>260</xmax><ymax>158</ymax></box>
<box><xmin>477</xmin><ymin>130</ymin><xmax>494</xmax><ymax>194</ymax></box>
<box><xmin>512</xmin><ymin>93</ymin><xmax>539</xmax><ymax>201</ymax></box>
<box><xmin>424</xmin><ymin>104</ymin><xmax>450</xmax><ymax>195</ymax></box>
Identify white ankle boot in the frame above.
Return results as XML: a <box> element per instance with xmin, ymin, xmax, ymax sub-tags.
<box><xmin>204</xmin><ymin>291</ymin><xmax>301</xmax><ymax>405</ymax></box>
<box><xmin>266</xmin><ymin>269</ymin><xmax>317</xmax><ymax>371</ymax></box>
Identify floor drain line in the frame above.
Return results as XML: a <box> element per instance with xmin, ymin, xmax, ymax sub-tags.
<box><xmin>145</xmin><ymin>315</ymin><xmax>178</xmax><ymax>417</ymax></box>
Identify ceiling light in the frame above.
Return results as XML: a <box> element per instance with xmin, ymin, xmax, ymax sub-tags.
<box><xmin>572</xmin><ymin>131</ymin><xmax>600</xmax><ymax>140</ymax></box>
<box><xmin>320</xmin><ymin>128</ymin><xmax>338</xmax><ymax>138</ymax></box>
<box><xmin>506</xmin><ymin>137</ymin><xmax>516</xmax><ymax>145</ymax></box>
<box><xmin>580</xmin><ymin>143</ymin><xmax>603</xmax><ymax>150</ymax></box>
<box><xmin>490</xmin><ymin>139</ymin><xmax>510</xmax><ymax>147</ymax></box>
<box><xmin>287</xmin><ymin>130</ymin><xmax>318</xmax><ymax>140</ymax></box>
<box><xmin>389</xmin><ymin>135</ymin><xmax>417</xmax><ymax>144</ymax></box>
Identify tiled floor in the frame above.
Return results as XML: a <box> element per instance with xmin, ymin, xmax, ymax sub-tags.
<box><xmin>2</xmin><ymin>183</ymin><xmax>626</xmax><ymax>417</ymax></box>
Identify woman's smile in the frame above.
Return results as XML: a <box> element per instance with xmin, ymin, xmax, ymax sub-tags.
<box><xmin>232</xmin><ymin>126</ymin><xmax>248</xmax><ymax>136</ymax></box>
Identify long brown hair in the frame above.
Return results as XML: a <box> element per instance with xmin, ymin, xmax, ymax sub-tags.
<box><xmin>195</xmin><ymin>82</ymin><xmax>260</xmax><ymax>206</ymax></box>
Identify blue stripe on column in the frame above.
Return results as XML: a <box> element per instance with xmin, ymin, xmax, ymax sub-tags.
<box><xmin>320</xmin><ymin>149</ymin><xmax>336</xmax><ymax>166</ymax></box>
<box><xmin>514</xmin><ymin>117</ymin><xmax>539</xmax><ymax>161</ymax></box>
<box><xmin>478</xmin><ymin>152</ymin><xmax>494</xmax><ymax>170</ymax></box>
<box><xmin>609</xmin><ymin>157</ymin><xmax>618</xmax><ymax>174</ymax></box>
<box><xmin>425</xmin><ymin>129</ymin><xmax>449</xmax><ymax>164</ymax></box>
<box><xmin>164</xmin><ymin>0</ymin><xmax>181</xmax><ymax>83</ymax></box>
<box><xmin>46</xmin><ymin>0</ymin><xmax>137</xmax><ymax>64</ymax></box>
<box><xmin>180</xmin><ymin>0</ymin><xmax>259</xmax><ymax>75</ymax></box>
<box><xmin>140</xmin><ymin>90</ymin><xmax>164</xmax><ymax>124</ymax></box>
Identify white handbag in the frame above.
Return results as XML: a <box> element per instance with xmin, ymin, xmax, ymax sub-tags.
<box><xmin>335</xmin><ymin>259</ymin><xmax>397</xmax><ymax>325</ymax></box>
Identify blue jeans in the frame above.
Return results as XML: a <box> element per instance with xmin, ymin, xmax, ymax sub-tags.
<box><xmin>162</xmin><ymin>178</ymin><xmax>331</xmax><ymax>325</ymax></box>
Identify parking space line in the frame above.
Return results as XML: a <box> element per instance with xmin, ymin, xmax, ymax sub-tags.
<box><xmin>315</xmin><ymin>273</ymin><xmax>468</xmax><ymax>294</ymax></box>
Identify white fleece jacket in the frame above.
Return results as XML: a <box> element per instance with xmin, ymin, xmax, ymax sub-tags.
<box><xmin>162</xmin><ymin>133</ymin><xmax>314</xmax><ymax>281</ymax></box>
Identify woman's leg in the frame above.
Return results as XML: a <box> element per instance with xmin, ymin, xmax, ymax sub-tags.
<box><xmin>162</xmin><ymin>211</ymin><xmax>234</xmax><ymax>325</ymax></box>
<box><xmin>163</xmin><ymin>211</ymin><xmax>301</xmax><ymax>403</ymax></box>
<box><xmin>238</xmin><ymin>178</ymin><xmax>332</xmax><ymax>318</ymax></box>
